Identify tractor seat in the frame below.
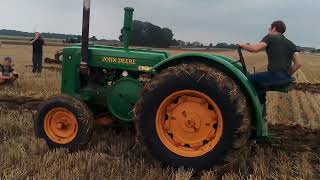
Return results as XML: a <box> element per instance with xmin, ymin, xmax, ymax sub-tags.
<box><xmin>264</xmin><ymin>77</ymin><xmax>295</xmax><ymax>93</ymax></box>
<box><xmin>249</xmin><ymin>71</ymin><xmax>295</xmax><ymax>93</ymax></box>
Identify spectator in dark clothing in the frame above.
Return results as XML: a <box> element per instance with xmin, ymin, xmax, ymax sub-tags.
<box><xmin>31</xmin><ymin>32</ymin><xmax>44</xmax><ymax>74</ymax></box>
<box><xmin>0</xmin><ymin>57</ymin><xmax>18</xmax><ymax>86</ymax></box>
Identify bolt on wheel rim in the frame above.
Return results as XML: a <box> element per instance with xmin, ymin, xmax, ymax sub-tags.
<box><xmin>44</xmin><ymin>108</ymin><xmax>78</xmax><ymax>144</ymax></box>
<box><xmin>156</xmin><ymin>90</ymin><xmax>223</xmax><ymax>157</ymax></box>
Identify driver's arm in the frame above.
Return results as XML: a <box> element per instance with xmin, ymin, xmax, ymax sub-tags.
<box><xmin>11</xmin><ymin>67</ymin><xmax>17</xmax><ymax>75</ymax></box>
<box><xmin>290</xmin><ymin>52</ymin><xmax>302</xmax><ymax>74</ymax></box>
<box><xmin>240</xmin><ymin>42</ymin><xmax>267</xmax><ymax>53</ymax></box>
<box><xmin>0</xmin><ymin>72</ymin><xmax>11</xmax><ymax>80</ymax></box>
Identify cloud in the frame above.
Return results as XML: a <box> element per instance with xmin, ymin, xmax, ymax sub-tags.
<box><xmin>0</xmin><ymin>0</ymin><xmax>319</xmax><ymax>47</ymax></box>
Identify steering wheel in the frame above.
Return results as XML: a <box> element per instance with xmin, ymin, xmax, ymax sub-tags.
<box><xmin>236</xmin><ymin>45</ymin><xmax>248</xmax><ymax>76</ymax></box>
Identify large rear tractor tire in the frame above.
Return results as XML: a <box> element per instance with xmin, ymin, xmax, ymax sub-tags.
<box><xmin>134</xmin><ymin>63</ymin><xmax>252</xmax><ymax>171</ymax></box>
<box><xmin>34</xmin><ymin>95</ymin><xmax>94</xmax><ymax>151</ymax></box>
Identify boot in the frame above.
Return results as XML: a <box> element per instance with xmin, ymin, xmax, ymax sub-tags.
<box><xmin>4</xmin><ymin>79</ymin><xmax>13</xmax><ymax>90</ymax></box>
<box><xmin>256</xmin><ymin>104</ymin><xmax>279</xmax><ymax>147</ymax></box>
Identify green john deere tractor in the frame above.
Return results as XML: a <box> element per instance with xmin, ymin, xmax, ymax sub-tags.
<box><xmin>34</xmin><ymin>0</ymin><xmax>293</xmax><ymax>171</ymax></box>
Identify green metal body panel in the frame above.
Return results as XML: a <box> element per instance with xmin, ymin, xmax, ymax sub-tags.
<box><xmin>62</xmin><ymin>45</ymin><xmax>168</xmax><ymax>92</ymax></box>
<box><xmin>87</xmin><ymin>46</ymin><xmax>168</xmax><ymax>70</ymax></box>
<box><xmin>107</xmin><ymin>78</ymin><xmax>143</xmax><ymax>122</ymax></box>
<box><xmin>61</xmin><ymin>45</ymin><xmax>169</xmax><ymax>121</ymax></box>
<box><xmin>61</xmin><ymin>47</ymin><xmax>81</xmax><ymax>96</ymax></box>
<box><xmin>213</xmin><ymin>54</ymin><xmax>243</xmax><ymax>71</ymax></box>
<box><xmin>152</xmin><ymin>53</ymin><xmax>267</xmax><ymax>137</ymax></box>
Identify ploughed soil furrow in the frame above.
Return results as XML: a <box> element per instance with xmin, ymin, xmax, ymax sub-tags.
<box><xmin>25</xmin><ymin>65</ymin><xmax>62</xmax><ymax>72</ymax></box>
<box><xmin>291</xmin><ymin>82</ymin><xmax>320</xmax><ymax>94</ymax></box>
<box><xmin>0</xmin><ymin>97</ymin><xmax>44</xmax><ymax>111</ymax></box>
<box><xmin>269</xmin><ymin>124</ymin><xmax>320</xmax><ymax>176</ymax></box>
<box><xmin>44</xmin><ymin>58</ymin><xmax>62</xmax><ymax>65</ymax></box>
<box><xmin>269</xmin><ymin>124</ymin><xmax>320</xmax><ymax>154</ymax></box>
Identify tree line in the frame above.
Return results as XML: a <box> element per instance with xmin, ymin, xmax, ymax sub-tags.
<box><xmin>0</xmin><ymin>29</ymin><xmax>80</xmax><ymax>40</ymax></box>
<box><xmin>118</xmin><ymin>21</ymin><xmax>239</xmax><ymax>49</ymax></box>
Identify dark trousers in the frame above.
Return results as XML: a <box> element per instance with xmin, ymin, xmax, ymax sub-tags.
<box><xmin>32</xmin><ymin>53</ymin><xmax>43</xmax><ymax>73</ymax></box>
<box><xmin>0</xmin><ymin>79</ymin><xmax>15</xmax><ymax>87</ymax></box>
<box><xmin>248</xmin><ymin>71</ymin><xmax>292</xmax><ymax>105</ymax></box>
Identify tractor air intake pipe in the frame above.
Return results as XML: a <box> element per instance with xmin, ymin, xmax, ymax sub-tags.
<box><xmin>81</xmin><ymin>0</ymin><xmax>91</xmax><ymax>66</ymax></box>
<box><xmin>123</xmin><ymin>7</ymin><xmax>134</xmax><ymax>49</ymax></box>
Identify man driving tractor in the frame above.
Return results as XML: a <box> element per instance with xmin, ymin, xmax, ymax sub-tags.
<box><xmin>239</xmin><ymin>20</ymin><xmax>302</xmax><ymax>137</ymax></box>
<box><xmin>239</xmin><ymin>20</ymin><xmax>302</xmax><ymax>105</ymax></box>
<box><xmin>0</xmin><ymin>57</ymin><xmax>18</xmax><ymax>87</ymax></box>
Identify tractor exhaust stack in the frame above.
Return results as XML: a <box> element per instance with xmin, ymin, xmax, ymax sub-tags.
<box><xmin>81</xmin><ymin>0</ymin><xmax>91</xmax><ymax>65</ymax></box>
<box><xmin>123</xmin><ymin>7</ymin><xmax>134</xmax><ymax>49</ymax></box>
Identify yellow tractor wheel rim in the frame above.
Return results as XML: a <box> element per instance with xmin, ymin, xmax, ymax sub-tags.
<box><xmin>156</xmin><ymin>90</ymin><xmax>223</xmax><ymax>157</ymax></box>
<box><xmin>44</xmin><ymin>108</ymin><xmax>78</xmax><ymax>144</ymax></box>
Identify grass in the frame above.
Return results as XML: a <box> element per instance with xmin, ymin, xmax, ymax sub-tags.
<box><xmin>0</xmin><ymin>110</ymin><xmax>317</xmax><ymax>179</ymax></box>
<box><xmin>0</xmin><ymin>44</ymin><xmax>319</xmax><ymax>179</ymax></box>
<box><xmin>0</xmin><ymin>44</ymin><xmax>61</xmax><ymax>98</ymax></box>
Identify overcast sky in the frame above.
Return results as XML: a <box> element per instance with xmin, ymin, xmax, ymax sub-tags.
<box><xmin>0</xmin><ymin>0</ymin><xmax>319</xmax><ymax>48</ymax></box>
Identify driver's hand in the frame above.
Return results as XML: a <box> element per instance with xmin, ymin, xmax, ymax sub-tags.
<box><xmin>238</xmin><ymin>43</ymin><xmax>250</xmax><ymax>49</ymax></box>
<box><xmin>9</xmin><ymin>74</ymin><xmax>15</xmax><ymax>80</ymax></box>
<box><xmin>238</xmin><ymin>44</ymin><xmax>246</xmax><ymax>48</ymax></box>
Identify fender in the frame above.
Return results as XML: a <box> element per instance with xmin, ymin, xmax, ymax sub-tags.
<box><xmin>152</xmin><ymin>53</ymin><xmax>267</xmax><ymax>137</ymax></box>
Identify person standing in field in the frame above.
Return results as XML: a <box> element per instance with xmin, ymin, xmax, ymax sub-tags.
<box><xmin>31</xmin><ymin>32</ymin><xmax>44</xmax><ymax>74</ymax></box>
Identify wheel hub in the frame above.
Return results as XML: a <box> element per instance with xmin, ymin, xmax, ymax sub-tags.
<box><xmin>44</xmin><ymin>108</ymin><xmax>78</xmax><ymax>144</ymax></box>
<box><xmin>166</xmin><ymin>96</ymin><xmax>217</xmax><ymax>148</ymax></box>
<box><xmin>156</xmin><ymin>90</ymin><xmax>223</xmax><ymax>157</ymax></box>
<box><xmin>56</xmin><ymin>122</ymin><xmax>63</xmax><ymax>129</ymax></box>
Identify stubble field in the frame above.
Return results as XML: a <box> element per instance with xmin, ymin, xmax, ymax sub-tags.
<box><xmin>0</xmin><ymin>44</ymin><xmax>319</xmax><ymax>179</ymax></box>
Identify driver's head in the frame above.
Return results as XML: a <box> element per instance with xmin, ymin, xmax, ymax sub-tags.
<box><xmin>269</xmin><ymin>20</ymin><xmax>286</xmax><ymax>35</ymax></box>
<box><xmin>3</xmin><ymin>57</ymin><xmax>12</xmax><ymax>67</ymax></box>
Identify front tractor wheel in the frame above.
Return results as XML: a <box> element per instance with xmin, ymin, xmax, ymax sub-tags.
<box><xmin>34</xmin><ymin>95</ymin><xmax>93</xmax><ymax>151</ymax></box>
<box><xmin>135</xmin><ymin>63</ymin><xmax>252</xmax><ymax>171</ymax></box>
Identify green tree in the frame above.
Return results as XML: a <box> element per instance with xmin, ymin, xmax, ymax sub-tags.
<box><xmin>119</xmin><ymin>20</ymin><xmax>175</xmax><ymax>48</ymax></box>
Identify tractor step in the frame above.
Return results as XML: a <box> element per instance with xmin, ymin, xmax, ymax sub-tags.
<box><xmin>255</xmin><ymin>135</ymin><xmax>280</xmax><ymax>147</ymax></box>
